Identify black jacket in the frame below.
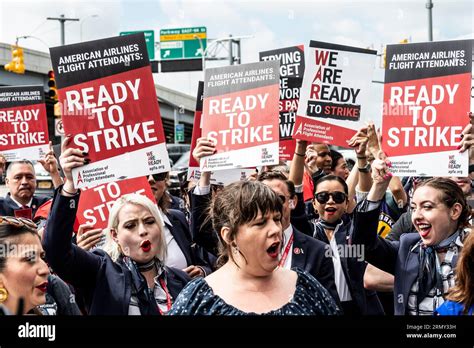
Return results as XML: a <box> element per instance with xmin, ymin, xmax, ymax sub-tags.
<box><xmin>313</xmin><ymin>207</ymin><xmax>385</xmax><ymax>315</ymax></box>
<box><xmin>43</xmin><ymin>188</ymin><xmax>190</xmax><ymax>315</ymax></box>
<box><xmin>0</xmin><ymin>193</ymin><xmax>50</xmax><ymax>217</ymax></box>
<box><xmin>291</xmin><ymin>227</ymin><xmax>340</xmax><ymax>305</ymax></box>
<box><xmin>166</xmin><ymin>208</ymin><xmax>216</xmax><ymax>274</ymax></box>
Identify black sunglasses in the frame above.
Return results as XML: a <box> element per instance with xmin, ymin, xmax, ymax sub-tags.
<box><xmin>315</xmin><ymin>191</ymin><xmax>347</xmax><ymax>204</ymax></box>
<box><xmin>151</xmin><ymin>173</ymin><xmax>168</xmax><ymax>181</ymax></box>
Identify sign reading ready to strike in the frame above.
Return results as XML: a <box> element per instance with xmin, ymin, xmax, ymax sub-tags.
<box><xmin>294</xmin><ymin>41</ymin><xmax>377</xmax><ymax>147</ymax></box>
<box><xmin>50</xmin><ymin>33</ymin><xmax>170</xmax><ymax>188</ymax></box>
<box><xmin>201</xmin><ymin>60</ymin><xmax>280</xmax><ymax>171</ymax></box>
<box><xmin>188</xmin><ymin>81</ymin><xmax>255</xmax><ymax>184</ymax></box>
<box><xmin>381</xmin><ymin>39</ymin><xmax>472</xmax><ymax>177</ymax></box>
<box><xmin>77</xmin><ymin>176</ymin><xmax>156</xmax><ymax>229</ymax></box>
<box><xmin>0</xmin><ymin>85</ymin><xmax>49</xmax><ymax>161</ymax></box>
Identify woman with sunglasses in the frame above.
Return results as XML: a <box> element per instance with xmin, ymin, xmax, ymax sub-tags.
<box><xmin>352</xmin><ymin>154</ymin><xmax>472</xmax><ymax>315</ymax></box>
<box><xmin>169</xmin><ymin>180</ymin><xmax>340</xmax><ymax>315</ymax></box>
<box><xmin>43</xmin><ymin>137</ymin><xmax>191</xmax><ymax>315</ymax></box>
<box><xmin>311</xmin><ymin>175</ymin><xmax>384</xmax><ymax>315</ymax></box>
<box><xmin>0</xmin><ymin>216</ymin><xmax>49</xmax><ymax>315</ymax></box>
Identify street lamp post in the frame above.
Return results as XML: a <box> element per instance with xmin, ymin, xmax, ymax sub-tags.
<box><xmin>80</xmin><ymin>14</ymin><xmax>99</xmax><ymax>42</ymax></box>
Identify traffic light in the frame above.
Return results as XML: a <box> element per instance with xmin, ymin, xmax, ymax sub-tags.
<box><xmin>4</xmin><ymin>46</ymin><xmax>25</xmax><ymax>74</ymax></box>
<box><xmin>47</xmin><ymin>70</ymin><xmax>58</xmax><ymax>102</ymax></box>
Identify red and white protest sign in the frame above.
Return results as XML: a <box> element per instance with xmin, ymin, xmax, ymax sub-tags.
<box><xmin>381</xmin><ymin>39</ymin><xmax>472</xmax><ymax>176</ymax></box>
<box><xmin>201</xmin><ymin>61</ymin><xmax>280</xmax><ymax>171</ymax></box>
<box><xmin>294</xmin><ymin>41</ymin><xmax>376</xmax><ymax>147</ymax></box>
<box><xmin>77</xmin><ymin>176</ymin><xmax>156</xmax><ymax>230</ymax></box>
<box><xmin>50</xmin><ymin>33</ymin><xmax>170</xmax><ymax>188</ymax></box>
<box><xmin>187</xmin><ymin>81</ymin><xmax>255</xmax><ymax>184</ymax></box>
<box><xmin>0</xmin><ymin>86</ymin><xmax>49</xmax><ymax>161</ymax></box>
<box><xmin>260</xmin><ymin>45</ymin><xmax>305</xmax><ymax>162</ymax></box>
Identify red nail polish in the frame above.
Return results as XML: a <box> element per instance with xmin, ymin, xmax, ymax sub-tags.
<box><xmin>457</xmin><ymin>144</ymin><xmax>462</xmax><ymax>150</ymax></box>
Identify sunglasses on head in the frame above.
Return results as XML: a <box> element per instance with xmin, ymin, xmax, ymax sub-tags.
<box><xmin>0</xmin><ymin>216</ymin><xmax>37</xmax><ymax>231</ymax></box>
<box><xmin>315</xmin><ymin>191</ymin><xmax>347</xmax><ymax>204</ymax></box>
<box><xmin>151</xmin><ymin>173</ymin><xmax>168</xmax><ymax>181</ymax></box>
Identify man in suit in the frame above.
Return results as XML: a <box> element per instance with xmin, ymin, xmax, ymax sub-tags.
<box><xmin>0</xmin><ymin>160</ymin><xmax>50</xmax><ymax>218</ymax></box>
<box><xmin>257</xmin><ymin>170</ymin><xmax>340</xmax><ymax>304</ymax></box>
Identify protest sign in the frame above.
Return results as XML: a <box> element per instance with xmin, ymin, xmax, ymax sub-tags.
<box><xmin>381</xmin><ymin>39</ymin><xmax>472</xmax><ymax>176</ymax></box>
<box><xmin>187</xmin><ymin>81</ymin><xmax>255</xmax><ymax>184</ymax></box>
<box><xmin>294</xmin><ymin>41</ymin><xmax>376</xmax><ymax>147</ymax></box>
<box><xmin>77</xmin><ymin>176</ymin><xmax>156</xmax><ymax>230</ymax></box>
<box><xmin>0</xmin><ymin>86</ymin><xmax>49</xmax><ymax>161</ymax></box>
<box><xmin>260</xmin><ymin>45</ymin><xmax>305</xmax><ymax>161</ymax></box>
<box><xmin>201</xmin><ymin>60</ymin><xmax>280</xmax><ymax>171</ymax></box>
<box><xmin>50</xmin><ymin>33</ymin><xmax>170</xmax><ymax>189</ymax></box>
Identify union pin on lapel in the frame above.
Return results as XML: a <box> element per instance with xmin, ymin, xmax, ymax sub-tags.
<box><xmin>293</xmin><ymin>247</ymin><xmax>303</xmax><ymax>254</ymax></box>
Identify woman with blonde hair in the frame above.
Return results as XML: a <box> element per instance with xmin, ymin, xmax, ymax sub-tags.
<box><xmin>43</xmin><ymin>137</ymin><xmax>190</xmax><ymax>315</ymax></box>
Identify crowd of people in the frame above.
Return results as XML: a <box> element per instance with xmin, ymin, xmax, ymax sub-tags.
<box><xmin>0</xmin><ymin>115</ymin><xmax>473</xmax><ymax>316</ymax></box>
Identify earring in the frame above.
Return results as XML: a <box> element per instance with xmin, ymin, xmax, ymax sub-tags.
<box><xmin>0</xmin><ymin>287</ymin><xmax>8</xmax><ymax>303</ymax></box>
<box><xmin>231</xmin><ymin>243</ymin><xmax>239</xmax><ymax>255</ymax></box>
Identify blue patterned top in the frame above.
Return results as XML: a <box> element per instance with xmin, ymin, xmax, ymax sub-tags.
<box><xmin>435</xmin><ymin>300</ymin><xmax>474</xmax><ymax>315</ymax></box>
<box><xmin>168</xmin><ymin>268</ymin><xmax>340</xmax><ymax>315</ymax></box>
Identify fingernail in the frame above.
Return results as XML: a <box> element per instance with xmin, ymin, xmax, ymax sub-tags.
<box><xmin>460</xmin><ymin>134</ymin><xmax>464</xmax><ymax>139</ymax></box>
<box><xmin>456</xmin><ymin>144</ymin><xmax>462</xmax><ymax>150</ymax></box>
<box><xmin>66</xmin><ymin>134</ymin><xmax>72</xmax><ymax>138</ymax></box>
<box><xmin>84</xmin><ymin>159</ymin><xmax>91</xmax><ymax>164</ymax></box>
<box><xmin>82</xmin><ymin>152</ymin><xmax>89</xmax><ymax>156</ymax></box>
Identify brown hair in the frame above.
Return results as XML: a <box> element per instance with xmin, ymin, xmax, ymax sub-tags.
<box><xmin>208</xmin><ymin>180</ymin><xmax>283</xmax><ymax>268</ymax></box>
<box><xmin>446</xmin><ymin>231</ymin><xmax>474</xmax><ymax>314</ymax></box>
<box><xmin>257</xmin><ymin>170</ymin><xmax>296</xmax><ymax>198</ymax></box>
<box><xmin>416</xmin><ymin>177</ymin><xmax>471</xmax><ymax>229</ymax></box>
<box><xmin>0</xmin><ymin>219</ymin><xmax>39</xmax><ymax>273</ymax></box>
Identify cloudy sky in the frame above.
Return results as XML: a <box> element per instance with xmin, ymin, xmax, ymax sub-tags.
<box><xmin>0</xmin><ymin>0</ymin><xmax>472</xmax><ymax>124</ymax></box>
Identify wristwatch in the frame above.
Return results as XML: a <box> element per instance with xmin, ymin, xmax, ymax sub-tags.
<box><xmin>357</xmin><ymin>163</ymin><xmax>371</xmax><ymax>173</ymax></box>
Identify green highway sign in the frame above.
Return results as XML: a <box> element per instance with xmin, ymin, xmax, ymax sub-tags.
<box><xmin>175</xmin><ymin>124</ymin><xmax>185</xmax><ymax>142</ymax></box>
<box><xmin>160</xmin><ymin>27</ymin><xmax>206</xmax><ymax>60</ymax></box>
<box><xmin>120</xmin><ymin>30</ymin><xmax>155</xmax><ymax>60</ymax></box>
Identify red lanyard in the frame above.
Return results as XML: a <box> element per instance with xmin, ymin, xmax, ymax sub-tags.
<box><xmin>278</xmin><ymin>233</ymin><xmax>294</xmax><ymax>267</ymax></box>
<box><xmin>158</xmin><ymin>277</ymin><xmax>172</xmax><ymax>315</ymax></box>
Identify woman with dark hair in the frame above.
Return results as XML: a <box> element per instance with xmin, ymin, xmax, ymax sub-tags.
<box><xmin>330</xmin><ymin>150</ymin><xmax>350</xmax><ymax>180</ymax></box>
<box><xmin>311</xmin><ymin>174</ymin><xmax>384</xmax><ymax>315</ymax></box>
<box><xmin>169</xmin><ymin>180</ymin><xmax>340</xmax><ymax>315</ymax></box>
<box><xmin>352</xmin><ymin>154</ymin><xmax>472</xmax><ymax>315</ymax></box>
<box><xmin>435</xmin><ymin>232</ymin><xmax>474</xmax><ymax>315</ymax></box>
<box><xmin>0</xmin><ymin>217</ymin><xmax>49</xmax><ymax>315</ymax></box>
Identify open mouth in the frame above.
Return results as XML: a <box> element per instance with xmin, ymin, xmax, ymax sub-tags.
<box><xmin>417</xmin><ymin>223</ymin><xmax>432</xmax><ymax>238</ymax></box>
<box><xmin>35</xmin><ymin>282</ymin><xmax>48</xmax><ymax>293</ymax></box>
<box><xmin>140</xmin><ymin>240</ymin><xmax>152</xmax><ymax>252</ymax></box>
<box><xmin>266</xmin><ymin>242</ymin><xmax>280</xmax><ymax>259</ymax></box>
<box><xmin>325</xmin><ymin>207</ymin><xmax>337</xmax><ymax>215</ymax></box>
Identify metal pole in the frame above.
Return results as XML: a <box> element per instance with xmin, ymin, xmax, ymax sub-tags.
<box><xmin>228</xmin><ymin>34</ymin><xmax>233</xmax><ymax>65</ymax></box>
<box><xmin>174</xmin><ymin>108</ymin><xmax>178</xmax><ymax>144</ymax></box>
<box><xmin>426</xmin><ymin>0</ymin><xmax>434</xmax><ymax>41</ymax></box>
<box><xmin>236</xmin><ymin>39</ymin><xmax>241</xmax><ymax>65</ymax></box>
<box><xmin>60</xmin><ymin>14</ymin><xmax>65</xmax><ymax>46</ymax></box>
<box><xmin>47</xmin><ymin>14</ymin><xmax>79</xmax><ymax>46</ymax></box>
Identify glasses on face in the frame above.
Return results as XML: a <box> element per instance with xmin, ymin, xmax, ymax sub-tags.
<box><xmin>315</xmin><ymin>191</ymin><xmax>347</xmax><ymax>204</ymax></box>
<box><xmin>151</xmin><ymin>173</ymin><xmax>167</xmax><ymax>182</ymax></box>
<box><xmin>0</xmin><ymin>216</ymin><xmax>37</xmax><ymax>231</ymax></box>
